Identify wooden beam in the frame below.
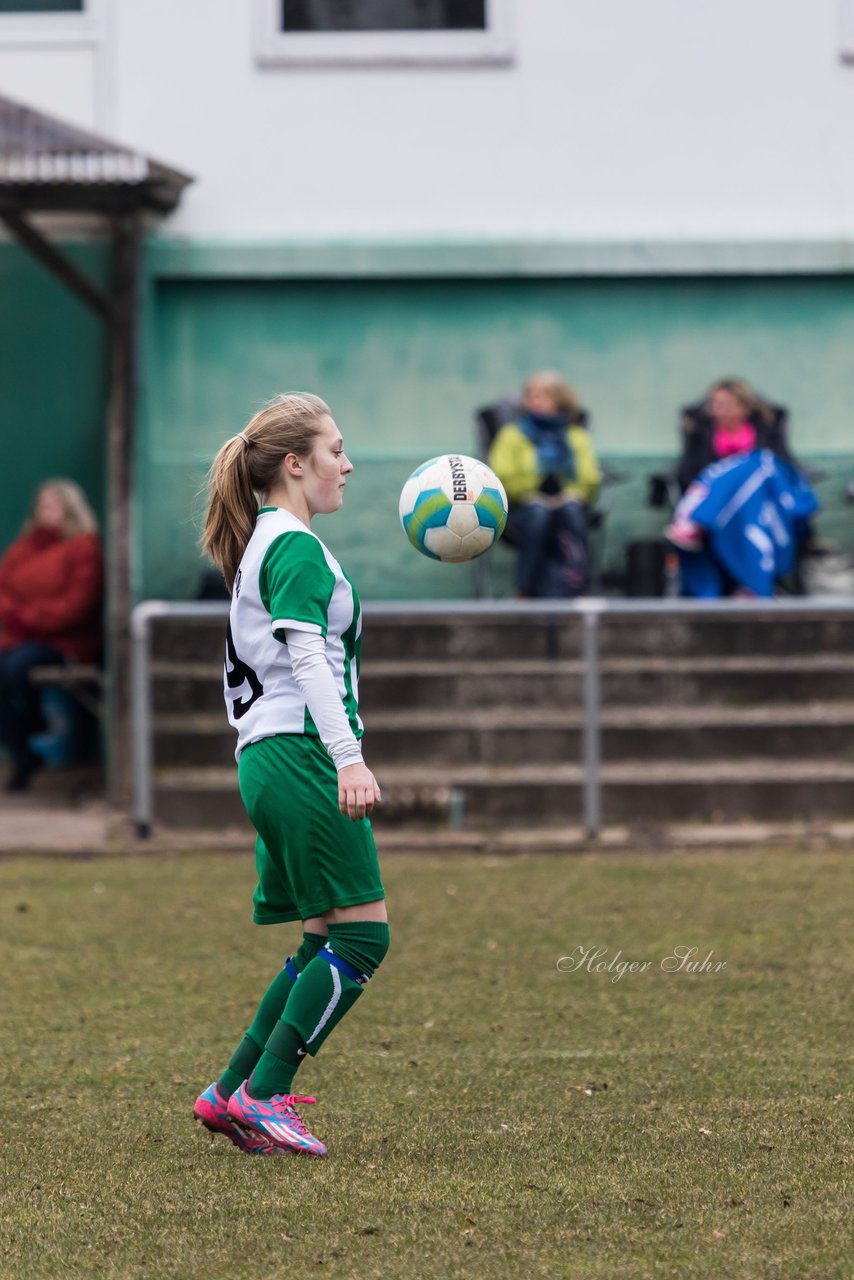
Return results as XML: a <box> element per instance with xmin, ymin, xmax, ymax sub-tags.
<box><xmin>0</xmin><ymin>210</ymin><xmax>113</xmax><ymax>321</ymax></box>
<box><xmin>0</xmin><ymin>188</ymin><xmax>167</xmax><ymax>215</ymax></box>
<box><xmin>104</xmin><ymin>211</ymin><xmax>141</xmax><ymax>806</ymax></box>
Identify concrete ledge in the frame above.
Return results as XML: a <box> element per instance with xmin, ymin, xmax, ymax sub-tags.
<box><xmin>146</xmin><ymin>237</ymin><xmax>854</xmax><ymax>280</ymax></box>
<box><xmin>375</xmin><ymin>819</ymin><xmax>854</xmax><ymax>854</ymax></box>
<box><xmin>4</xmin><ymin>811</ymin><xmax>854</xmax><ymax>857</ymax></box>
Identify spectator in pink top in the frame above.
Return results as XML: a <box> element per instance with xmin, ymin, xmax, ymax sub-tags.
<box><xmin>667</xmin><ymin>378</ymin><xmax>793</xmax><ymax>551</ymax></box>
<box><xmin>675</xmin><ymin>378</ymin><xmax>791</xmax><ymax>494</ymax></box>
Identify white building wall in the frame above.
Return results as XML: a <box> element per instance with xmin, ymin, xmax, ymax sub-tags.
<box><xmin>0</xmin><ymin>47</ymin><xmax>98</xmax><ymax>130</ymax></box>
<box><xmin>0</xmin><ymin>0</ymin><xmax>109</xmax><ymax>131</ymax></box>
<box><xmin>3</xmin><ymin>0</ymin><xmax>854</xmax><ymax>240</ymax></box>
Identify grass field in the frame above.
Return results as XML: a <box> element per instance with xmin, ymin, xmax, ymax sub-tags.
<box><xmin>0</xmin><ymin>846</ymin><xmax>851</xmax><ymax>1280</ymax></box>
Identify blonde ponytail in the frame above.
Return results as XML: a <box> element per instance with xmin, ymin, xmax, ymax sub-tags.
<box><xmin>201</xmin><ymin>436</ymin><xmax>257</xmax><ymax>591</ymax></box>
<box><xmin>202</xmin><ymin>392</ymin><xmax>330</xmax><ymax>590</ymax></box>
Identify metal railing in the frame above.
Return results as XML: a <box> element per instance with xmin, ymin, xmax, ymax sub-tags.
<box><xmin>131</xmin><ymin>596</ymin><xmax>854</xmax><ymax>840</ymax></box>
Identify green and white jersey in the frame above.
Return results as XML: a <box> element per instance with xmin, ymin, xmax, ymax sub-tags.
<box><xmin>225</xmin><ymin>507</ymin><xmax>363</xmax><ymax>758</ymax></box>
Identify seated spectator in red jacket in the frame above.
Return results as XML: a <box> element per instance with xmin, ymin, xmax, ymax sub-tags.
<box><xmin>0</xmin><ymin>480</ymin><xmax>103</xmax><ymax>791</ymax></box>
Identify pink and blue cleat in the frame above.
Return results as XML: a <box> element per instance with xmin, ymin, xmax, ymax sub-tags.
<box><xmin>227</xmin><ymin>1081</ymin><xmax>327</xmax><ymax>1157</ymax></box>
<box><xmin>194</xmin><ymin>1082</ymin><xmax>276</xmax><ymax>1155</ymax></box>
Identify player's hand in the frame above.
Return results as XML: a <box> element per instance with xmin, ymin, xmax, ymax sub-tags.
<box><xmin>338</xmin><ymin>762</ymin><xmax>382</xmax><ymax>821</ymax></box>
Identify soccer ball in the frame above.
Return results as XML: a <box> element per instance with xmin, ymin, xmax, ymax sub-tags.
<box><xmin>399</xmin><ymin>454</ymin><xmax>508</xmax><ymax>563</ymax></box>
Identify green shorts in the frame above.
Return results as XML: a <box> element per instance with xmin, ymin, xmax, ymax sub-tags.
<box><xmin>237</xmin><ymin>733</ymin><xmax>384</xmax><ymax>925</ymax></box>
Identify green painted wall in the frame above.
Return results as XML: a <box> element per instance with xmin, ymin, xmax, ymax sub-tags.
<box><xmin>137</xmin><ymin>271</ymin><xmax>854</xmax><ymax>600</ymax></box>
<box><xmin>3</xmin><ymin>235</ymin><xmax>850</xmax><ymax>607</ymax></box>
<box><xmin>0</xmin><ymin>242</ymin><xmax>109</xmax><ymax>548</ymax></box>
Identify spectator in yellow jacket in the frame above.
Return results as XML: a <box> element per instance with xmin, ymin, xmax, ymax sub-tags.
<box><xmin>488</xmin><ymin>371</ymin><xmax>601</xmax><ymax>597</ymax></box>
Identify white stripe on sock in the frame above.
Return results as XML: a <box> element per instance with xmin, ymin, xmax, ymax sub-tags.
<box><xmin>306</xmin><ymin>964</ymin><xmax>342</xmax><ymax>1045</ymax></box>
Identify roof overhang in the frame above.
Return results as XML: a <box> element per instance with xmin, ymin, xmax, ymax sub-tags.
<box><xmin>0</xmin><ymin>93</ymin><xmax>192</xmax><ymax>216</ymax></box>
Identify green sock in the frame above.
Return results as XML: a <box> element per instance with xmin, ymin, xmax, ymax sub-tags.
<box><xmin>249</xmin><ymin>921</ymin><xmax>389</xmax><ymax>1099</ymax></box>
<box><xmin>217</xmin><ymin>1036</ymin><xmax>260</xmax><ymax>1100</ymax></box>
<box><xmin>248</xmin><ymin>1020</ymin><xmax>306</xmax><ymax>1098</ymax></box>
<box><xmin>217</xmin><ymin>930</ymin><xmax>326</xmax><ymax>1097</ymax></box>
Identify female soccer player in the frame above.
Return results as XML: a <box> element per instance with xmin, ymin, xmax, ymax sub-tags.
<box><xmin>194</xmin><ymin>392</ymin><xmax>388</xmax><ymax>1158</ymax></box>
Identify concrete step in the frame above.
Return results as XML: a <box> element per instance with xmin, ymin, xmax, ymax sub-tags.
<box><xmin>153</xmin><ymin>702</ymin><xmax>854</xmax><ymax>768</ymax></box>
<box><xmin>148</xmin><ymin>611</ymin><xmax>854</xmax><ymax>664</ymax></box>
<box><xmin>152</xmin><ymin>758</ymin><xmax>854</xmax><ymax>829</ymax></box>
<box><xmin>150</xmin><ymin>654</ymin><xmax>854</xmax><ymax>713</ymax></box>
<box><xmin>358</xmin><ymin>702</ymin><xmax>854</xmax><ymax>765</ymax></box>
<box><xmin>364</xmin><ymin>654</ymin><xmax>854</xmax><ymax>710</ymax></box>
<box><xmin>143</xmin><ymin>608</ymin><xmax>854</xmax><ymax>832</ymax></box>
<box><xmin>364</xmin><ymin>614</ymin><xmax>854</xmax><ymax>661</ymax></box>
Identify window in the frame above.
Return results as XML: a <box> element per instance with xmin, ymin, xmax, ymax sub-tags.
<box><xmin>0</xmin><ymin>2</ymin><xmax>83</xmax><ymax>11</ymax></box>
<box><xmin>281</xmin><ymin>1</ymin><xmax>485</xmax><ymax>32</ymax></box>
<box><xmin>255</xmin><ymin>0</ymin><xmax>512</xmax><ymax>65</ymax></box>
<box><xmin>842</xmin><ymin>0</ymin><xmax>854</xmax><ymax>61</ymax></box>
<box><xmin>0</xmin><ymin>0</ymin><xmax>98</xmax><ymax>43</ymax></box>
<box><xmin>0</xmin><ymin>1</ymin><xmax>82</xmax><ymax>11</ymax></box>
